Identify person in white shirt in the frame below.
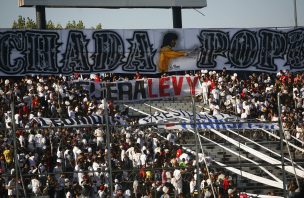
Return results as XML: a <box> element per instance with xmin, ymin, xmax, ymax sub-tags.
<box><xmin>125</xmin><ymin>145</ymin><xmax>135</xmax><ymax>160</ymax></box>
<box><xmin>241</xmin><ymin>109</ymin><xmax>248</xmax><ymax>119</ymax></box>
<box><xmin>124</xmin><ymin>189</ymin><xmax>131</xmax><ymax>198</ymax></box>
<box><xmin>213</xmin><ymin>105</ymin><xmax>220</xmax><ymax>116</ymax></box>
<box><xmin>34</xmin><ymin>130</ymin><xmax>46</xmax><ymax>151</ymax></box>
<box><xmin>114</xmin><ymin>179</ymin><xmax>122</xmax><ymax>195</ymax></box>
<box><xmin>94</xmin><ymin>128</ymin><xmax>104</xmax><ymax>148</ymax></box>
<box><xmin>189</xmin><ymin>177</ymin><xmax>196</xmax><ymax>195</ymax></box>
<box><xmin>152</xmin><ymin>136</ymin><xmax>159</xmax><ymax>151</ymax></box>
<box><xmin>242</xmin><ymin>101</ymin><xmax>251</xmax><ymax>118</ymax></box>
<box><xmin>201</xmin><ymin>79</ymin><xmax>210</xmax><ymax>105</ymax></box>
<box><xmin>165</xmin><ymin>171</ymin><xmax>172</xmax><ymax>181</ymax></box>
<box><xmin>136</xmin><ymin>134</ymin><xmax>144</xmax><ymax>148</ymax></box>
<box><xmin>120</xmin><ymin>148</ymin><xmax>126</xmax><ymax>162</ymax></box>
<box><xmin>211</xmin><ymin>86</ymin><xmax>220</xmax><ymax>105</ymax></box>
<box><xmin>27</xmin><ymin>130</ymin><xmax>35</xmax><ymax>152</ymax></box>
<box><xmin>140</xmin><ymin>150</ymin><xmax>147</xmax><ymax>166</ymax></box>
<box><xmin>133</xmin><ymin>180</ymin><xmax>138</xmax><ymax>195</ymax></box>
<box><xmin>18</xmin><ymin>133</ymin><xmax>25</xmax><ymax>148</ymax></box>
<box><xmin>98</xmin><ymin>184</ymin><xmax>107</xmax><ymax>198</ymax></box>
<box><xmin>132</xmin><ymin>151</ymin><xmax>141</xmax><ymax>167</ymax></box>
<box><xmin>67</xmin><ymin>106</ymin><xmax>76</xmax><ymax>118</ymax></box>
<box><xmin>271</xmin><ymin>113</ymin><xmax>279</xmax><ymax>122</ymax></box>
<box><xmin>92</xmin><ymin>159</ymin><xmax>102</xmax><ymax>182</ymax></box>
<box><xmin>125</xmin><ymin>132</ymin><xmax>131</xmax><ymax>145</ymax></box>
<box><xmin>173</xmin><ymin>169</ymin><xmax>183</xmax><ymax>195</ymax></box>
<box><xmin>37</xmin><ymin>163</ymin><xmax>47</xmax><ymax>178</ymax></box>
<box><xmin>166</xmin><ymin>132</ymin><xmax>176</xmax><ymax>145</ymax></box>
<box><xmin>72</xmin><ymin>145</ymin><xmax>82</xmax><ymax>164</ymax></box>
<box><xmin>73</xmin><ymin>163</ymin><xmax>81</xmax><ymax>184</ymax></box>
<box><xmin>161</xmin><ymin>186</ymin><xmax>170</xmax><ymax>198</ymax></box>
<box><xmin>28</xmin><ymin>154</ymin><xmax>37</xmax><ymax>168</ymax></box>
<box><xmin>7</xmin><ymin>177</ymin><xmax>17</xmax><ymax>197</ymax></box>
<box><xmin>31</xmin><ymin>175</ymin><xmax>41</xmax><ymax>196</ymax></box>
<box><xmin>57</xmin><ymin>147</ymin><xmax>63</xmax><ymax>160</ymax></box>
<box><xmin>235</xmin><ymin>97</ymin><xmax>243</xmax><ymax>115</ymax></box>
<box><xmin>296</xmin><ymin>124</ymin><xmax>303</xmax><ymax>143</ymax></box>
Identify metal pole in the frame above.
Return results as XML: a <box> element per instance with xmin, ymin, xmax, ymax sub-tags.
<box><xmin>36</xmin><ymin>6</ymin><xmax>46</xmax><ymax>29</ymax></box>
<box><xmin>191</xmin><ymin>97</ymin><xmax>216</xmax><ymax>198</ymax></box>
<box><xmin>282</xmin><ymin>127</ymin><xmax>300</xmax><ymax>190</ymax></box>
<box><xmin>277</xmin><ymin>94</ymin><xmax>287</xmax><ymax>197</ymax></box>
<box><xmin>172</xmin><ymin>7</ymin><xmax>182</xmax><ymax>28</ymax></box>
<box><xmin>280</xmin><ymin>97</ymin><xmax>300</xmax><ymax>190</ymax></box>
<box><xmin>104</xmin><ymin>89</ymin><xmax>113</xmax><ymax>197</ymax></box>
<box><xmin>239</xmin><ymin>129</ymin><xmax>243</xmax><ymax>192</ymax></box>
<box><xmin>11</xmin><ymin>98</ymin><xmax>19</xmax><ymax>198</ymax></box>
<box><xmin>17</xmin><ymin>161</ymin><xmax>27</xmax><ymax>198</ymax></box>
<box><xmin>191</xmin><ymin>96</ymin><xmax>201</xmax><ymax>197</ymax></box>
<box><xmin>294</xmin><ymin>0</ymin><xmax>298</xmax><ymax>27</ymax></box>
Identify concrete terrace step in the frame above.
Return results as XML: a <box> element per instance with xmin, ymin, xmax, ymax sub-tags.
<box><xmin>127</xmin><ymin>101</ymin><xmax>197</xmax><ymax>115</ymax></box>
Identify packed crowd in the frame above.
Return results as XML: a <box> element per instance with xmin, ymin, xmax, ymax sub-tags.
<box><xmin>0</xmin><ymin>69</ymin><xmax>303</xmax><ymax>198</ymax></box>
<box><xmin>198</xmin><ymin>68</ymin><xmax>304</xmax><ymax>144</ymax></box>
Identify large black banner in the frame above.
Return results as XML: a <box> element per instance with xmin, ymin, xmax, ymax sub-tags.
<box><xmin>0</xmin><ymin>28</ymin><xmax>303</xmax><ymax>75</ymax></box>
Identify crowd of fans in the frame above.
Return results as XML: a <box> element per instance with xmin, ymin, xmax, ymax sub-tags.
<box><xmin>197</xmin><ymin>69</ymin><xmax>304</xmax><ymax>144</ymax></box>
<box><xmin>0</xmin><ymin>69</ymin><xmax>303</xmax><ymax>198</ymax></box>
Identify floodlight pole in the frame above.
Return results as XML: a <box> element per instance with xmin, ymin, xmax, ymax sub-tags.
<box><xmin>294</xmin><ymin>0</ymin><xmax>298</xmax><ymax>27</ymax></box>
<box><xmin>104</xmin><ymin>88</ymin><xmax>114</xmax><ymax>197</ymax></box>
<box><xmin>11</xmin><ymin>98</ymin><xmax>20</xmax><ymax>198</ymax></box>
<box><xmin>36</xmin><ymin>6</ymin><xmax>46</xmax><ymax>29</ymax></box>
<box><xmin>172</xmin><ymin>7</ymin><xmax>182</xmax><ymax>28</ymax></box>
<box><xmin>191</xmin><ymin>95</ymin><xmax>201</xmax><ymax>197</ymax></box>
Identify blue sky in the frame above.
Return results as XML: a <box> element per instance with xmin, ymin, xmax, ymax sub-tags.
<box><xmin>0</xmin><ymin>0</ymin><xmax>303</xmax><ymax>29</ymax></box>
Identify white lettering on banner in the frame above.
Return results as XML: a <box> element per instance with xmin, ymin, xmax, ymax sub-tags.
<box><xmin>139</xmin><ymin>110</ymin><xmax>235</xmax><ymax>124</ymax></box>
<box><xmin>0</xmin><ymin>28</ymin><xmax>303</xmax><ymax>75</ymax></box>
<box><xmin>34</xmin><ymin>115</ymin><xmax>104</xmax><ymax>127</ymax></box>
<box><xmin>165</xmin><ymin>122</ymin><xmax>279</xmax><ymax>130</ymax></box>
<box><xmin>139</xmin><ymin>110</ymin><xmax>279</xmax><ymax>130</ymax></box>
<box><xmin>32</xmin><ymin>115</ymin><xmax>127</xmax><ymax>127</ymax></box>
<box><xmin>71</xmin><ymin>76</ymin><xmax>201</xmax><ymax>101</ymax></box>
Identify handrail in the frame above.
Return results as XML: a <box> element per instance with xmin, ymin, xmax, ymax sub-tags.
<box><xmin>227</xmin><ymin>129</ymin><xmax>304</xmax><ymax>171</ymax></box>
<box><xmin>260</xmin><ymin>129</ymin><xmax>304</xmax><ymax>153</ymax></box>
<box><xmin>210</xmin><ymin>128</ymin><xmax>304</xmax><ymax>178</ymax></box>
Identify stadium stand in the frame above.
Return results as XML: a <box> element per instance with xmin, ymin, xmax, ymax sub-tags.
<box><xmin>0</xmin><ymin>70</ymin><xmax>303</xmax><ymax>197</ymax></box>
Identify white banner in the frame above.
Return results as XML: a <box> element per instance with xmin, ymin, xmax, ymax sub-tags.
<box><xmin>139</xmin><ymin>110</ymin><xmax>279</xmax><ymax>130</ymax></box>
<box><xmin>0</xmin><ymin>28</ymin><xmax>303</xmax><ymax>75</ymax></box>
<box><xmin>71</xmin><ymin>76</ymin><xmax>201</xmax><ymax>101</ymax></box>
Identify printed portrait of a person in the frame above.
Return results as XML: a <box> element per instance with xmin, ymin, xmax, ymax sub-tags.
<box><xmin>158</xmin><ymin>32</ymin><xmax>188</xmax><ymax>73</ymax></box>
